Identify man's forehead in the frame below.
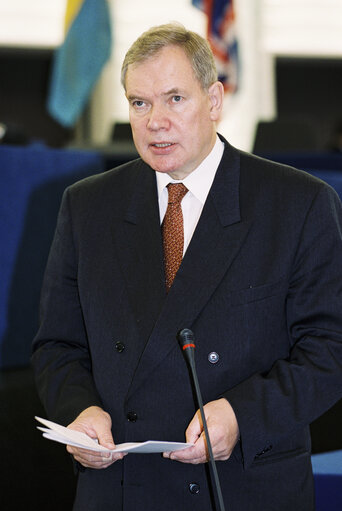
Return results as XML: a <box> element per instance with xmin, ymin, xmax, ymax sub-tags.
<box><xmin>127</xmin><ymin>45</ymin><xmax>193</xmax><ymax>76</ymax></box>
<box><xmin>136</xmin><ymin>44</ymin><xmax>188</xmax><ymax>64</ymax></box>
<box><xmin>125</xmin><ymin>46</ymin><xmax>199</xmax><ymax>94</ymax></box>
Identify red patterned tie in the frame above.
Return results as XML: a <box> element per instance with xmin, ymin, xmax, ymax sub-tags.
<box><xmin>162</xmin><ymin>183</ymin><xmax>188</xmax><ymax>292</ymax></box>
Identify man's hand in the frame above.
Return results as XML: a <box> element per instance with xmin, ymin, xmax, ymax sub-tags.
<box><xmin>66</xmin><ymin>406</ymin><xmax>125</xmax><ymax>469</ymax></box>
<box><xmin>164</xmin><ymin>398</ymin><xmax>239</xmax><ymax>464</ymax></box>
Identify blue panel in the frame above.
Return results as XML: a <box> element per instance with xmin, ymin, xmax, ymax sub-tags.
<box><xmin>0</xmin><ymin>144</ymin><xmax>104</xmax><ymax>368</ymax></box>
<box><xmin>312</xmin><ymin>451</ymin><xmax>342</xmax><ymax>511</ymax></box>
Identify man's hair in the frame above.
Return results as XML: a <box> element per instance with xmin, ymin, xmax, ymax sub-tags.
<box><xmin>121</xmin><ymin>23</ymin><xmax>218</xmax><ymax>90</ymax></box>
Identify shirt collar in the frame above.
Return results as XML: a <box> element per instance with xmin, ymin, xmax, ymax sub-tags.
<box><xmin>156</xmin><ymin>135</ymin><xmax>224</xmax><ymax>204</ymax></box>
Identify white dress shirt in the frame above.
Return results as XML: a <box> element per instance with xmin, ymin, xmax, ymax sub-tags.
<box><xmin>156</xmin><ymin>135</ymin><xmax>224</xmax><ymax>255</ymax></box>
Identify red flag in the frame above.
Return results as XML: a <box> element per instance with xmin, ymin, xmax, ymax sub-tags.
<box><xmin>192</xmin><ymin>0</ymin><xmax>239</xmax><ymax>92</ymax></box>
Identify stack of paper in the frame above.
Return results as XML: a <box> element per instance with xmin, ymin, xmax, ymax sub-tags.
<box><xmin>35</xmin><ymin>416</ymin><xmax>193</xmax><ymax>454</ymax></box>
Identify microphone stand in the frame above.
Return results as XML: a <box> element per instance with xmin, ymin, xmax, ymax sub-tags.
<box><xmin>178</xmin><ymin>329</ymin><xmax>226</xmax><ymax>511</ymax></box>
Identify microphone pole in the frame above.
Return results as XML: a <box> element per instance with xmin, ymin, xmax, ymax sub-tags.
<box><xmin>177</xmin><ymin>328</ymin><xmax>226</xmax><ymax>511</ymax></box>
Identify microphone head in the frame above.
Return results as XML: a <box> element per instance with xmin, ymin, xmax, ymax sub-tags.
<box><xmin>177</xmin><ymin>329</ymin><xmax>196</xmax><ymax>350</ymax></box>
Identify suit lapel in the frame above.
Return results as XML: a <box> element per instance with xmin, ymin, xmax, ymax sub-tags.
<box><xmin>113</xmin><ymin>162</ymin><xmax>166</xmax><ymax>344</ymax></box>
<box><xmin>126</xmin><ymin>141</ymin><xmax>252</xmax><ymax>398</ymax></box>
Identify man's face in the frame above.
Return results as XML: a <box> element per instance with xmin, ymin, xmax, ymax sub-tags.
<box><xmin>125</xmin><ymin>45</ymin><xmax>223</xmax><ymax>180</ymax></box>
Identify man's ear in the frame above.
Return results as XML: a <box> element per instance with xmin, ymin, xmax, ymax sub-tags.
<box><xmin>208</xmin><ymin>81</ymin><xmax>225</xmax><ymax>121</ymax></box>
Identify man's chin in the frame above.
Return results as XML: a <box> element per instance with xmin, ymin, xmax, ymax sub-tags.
<box><xmin>146</xmin><ymin>161</ymin><xmax>177</xmax><ymax>175</ymax></box>
<box><xmin>141</xmin><ymin>154</ymin><xmax>187</xmax><ymax>178</ymax></box>
<box><xmin>154</xmin><ymin>168</ymin><xmax>175</xmax><ymax>175</ymax></box>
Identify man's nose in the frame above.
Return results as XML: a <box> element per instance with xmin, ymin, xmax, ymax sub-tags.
<box><xmin>147</xmin><ymin>104</ymin><xmax>170</xmax><ymax>131</ymax></box>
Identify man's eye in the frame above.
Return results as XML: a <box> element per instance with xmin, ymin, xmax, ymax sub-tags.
<box><xmin>172</xmin><ymin>95</ymin><xmax>182</xmax><ymax>103</ymax></box>
<box><xmin>132</xmin><ymin>100</ymin><xmax>145</xmax><ymax>108</ymax></box>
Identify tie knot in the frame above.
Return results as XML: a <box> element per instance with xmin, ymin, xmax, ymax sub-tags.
<box><xmin>167</xmin><ymin>183</ymin><xmax>188</xmax><ymax>204</ymax></box>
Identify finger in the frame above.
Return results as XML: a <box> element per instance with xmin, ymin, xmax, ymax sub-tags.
<box><xmin>71</xmin><ymin>449</ymin><xmax>125</xmax><ymax>469</ymax></box>
<box><xmin>185</xmin><ymin>411</ymin><xmax>202</xmax><ymax>444</ymax></box>
<box><xmin>67</xmin><ymin>445</ymin><xmax>109</xmax><ymax>459</ymax></box>
<box><xmin>75</xmin><ymin>454</ymin><xmax>111</xmax><ymax>467</ymax></box>
<box><xmin>72</xmin><ymin>449</ymin><xmax>110</xmax><ymax>467</ymax></box>
<box><xmin>67</xmin><ymin>407</ymin><xmax>115</xmax><ymax>451</ymax></box>
<box><xmin>67</xmin><ymin>444</ymin><xmax>125</xmax><ymax>466</ymax></box>
<box><xmin>74</xmin><ymin>455</ymin><xmax>114</xmax><ymax>469</ymax></box>
<box><xmin>169</xmin><ymin>433</ymin><xmax>208</xmax><ymax>464</ymax></box>
<box><xmin>96</xmin><ymin>427</ymin><xmax>115</xmax><ymax>451</ymax></box>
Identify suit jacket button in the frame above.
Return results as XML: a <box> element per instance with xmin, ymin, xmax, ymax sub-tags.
<box><xmin>127</xmin><ymin>412</ymin><xmax>137</xmax><ymax>422</ymax></box>
<box><xmin>208</xmin><ymin>352</ymin><xmax>219</xmax><ymax>364</ymax></box>
<box><xmin>189</xmin><ymin>483</ymin><xmax>200</xmax><ymax>494</ymax></box>
<box><xmin>115</xmin><ymin>341</ymin><xmax>125</xmax><ymax>353</ymax></box>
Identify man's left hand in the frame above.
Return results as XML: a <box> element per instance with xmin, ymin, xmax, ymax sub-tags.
<box><xmin>164</xmin><ymin>398</ymin><xmax>239</xmax><ymax>464</ymax></box>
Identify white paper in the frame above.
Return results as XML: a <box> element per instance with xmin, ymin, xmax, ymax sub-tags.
<box><xmin>35</xmin><ymin>416</ymin><xmax>193</xmax><ymax>453</ymax></box>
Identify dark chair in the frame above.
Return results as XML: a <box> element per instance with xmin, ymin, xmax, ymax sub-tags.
<box><xmin>253</xmin><ymin>118</ymin><xmax>319</xmax><ymax>153</ymax></box>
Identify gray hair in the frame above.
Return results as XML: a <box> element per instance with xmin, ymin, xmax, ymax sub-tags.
<box><xmin>121</xmin><ymin>23</ymin><xmax>218</xmax><ymax>90</ymax></box>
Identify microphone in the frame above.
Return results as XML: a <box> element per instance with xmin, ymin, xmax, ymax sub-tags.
<box><xmin>177</xmin><ymin>329</ymin><xmax>226</xmax><ymax>511</ymax></box>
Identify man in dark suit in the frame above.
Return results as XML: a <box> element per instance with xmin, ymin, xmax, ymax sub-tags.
<box><xmin>32</xmin><ymin>24</ymin><xmax>342</xmax><ymax>510</ymax></box>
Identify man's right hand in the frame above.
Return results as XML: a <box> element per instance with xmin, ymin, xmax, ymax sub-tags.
<box><xmin>66</xmin><ymin>406</ymin><xmax>125</xmax><ymax>469</ymax></box>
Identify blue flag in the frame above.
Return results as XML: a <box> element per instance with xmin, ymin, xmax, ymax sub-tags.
<box><xmin>47</xmin><ymin>0</ymin><xmax>112</xmax><ymax>127</ymax></box>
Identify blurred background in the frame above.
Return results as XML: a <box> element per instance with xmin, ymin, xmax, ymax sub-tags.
<box><xmin>0</xmin><ymin>0</ymin><xmax>341</xmax><ymax>152</ymax></box>
<box><xmin>0</xmin><ymin>1</ymin><xmax>341</xmax><ymax>509</ymax></box>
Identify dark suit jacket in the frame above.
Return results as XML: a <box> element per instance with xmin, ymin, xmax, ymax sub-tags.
<box><xmin>32</xmin><ymin>137</ymin><xmax>342</xmax><ymax>510</ymax></box>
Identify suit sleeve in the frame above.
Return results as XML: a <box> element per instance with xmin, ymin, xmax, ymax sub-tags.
<box><xmin>31</xmin><ymin>187</ymin><xmax>103</xmax><ymax>426</ymax></box>
<box><xmin>224</xmin><ymin>184</ymin><xmax>342</xmax><ymax>469</ymax></box>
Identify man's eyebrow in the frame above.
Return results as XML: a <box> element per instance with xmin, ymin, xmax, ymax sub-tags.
<box><xmin>126</xmin><ymin>88</ymin><xmax>184</xmax><ymax>102</ymax></box>
<box><xmin>126</xmin><ymin>93</ymin><xmax>144</xmax><ymax>101</ymax></box>
<box><xmin>163</xmin><ymin>88</ymin><xmax>183</xmax><ymax>96</ymax></box>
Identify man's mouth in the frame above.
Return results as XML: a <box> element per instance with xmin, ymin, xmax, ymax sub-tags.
<box><xmin>152</xmin><ymin>143</ymin><xmax>173</xmax><ymax>148</ymax></box>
